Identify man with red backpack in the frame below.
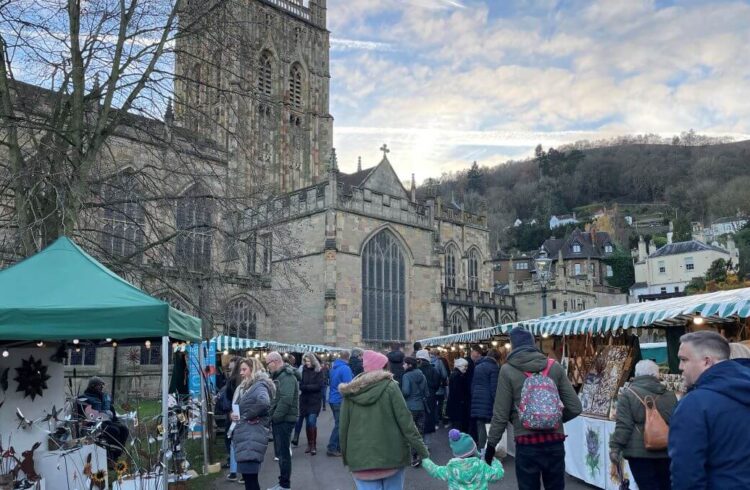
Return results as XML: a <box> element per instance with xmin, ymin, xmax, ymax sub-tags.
<box><xmin>485</xmin><ymin>327</ymin><xmax>582</xmax><ymax>490</ymax></box>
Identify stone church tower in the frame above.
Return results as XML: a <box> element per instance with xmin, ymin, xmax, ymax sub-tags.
<box><xmin>174</xmin><ymin>0</ymin><xmax>334</xmax><ymax>193</ymax></box>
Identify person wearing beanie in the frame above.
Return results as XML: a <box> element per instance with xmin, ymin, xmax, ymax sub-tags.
<box><xmin>447</xmin><ymin>358</ymin><xmax>471</xmax><ymax>433</ymax></box>
<box><xmin>485</xmin><ymin>327</ymin><xmax>582</xmax><ymax>490</ymax></box>
<box><xmin>82</xmin><ymin>376</ymin><xmax>129</xmax><ymax>461</ymax></box>
<box><xmin>416</xmin><ymin>349</ymin><xmax>441</xmax><ymax>445</ymax></box>
<box><xmin>401</xmin><ymin>355</ymin><xmax>430</xmax><ymax>467</ymax></box>
<box><xmin>387</xmin><ymin>342</ymin><xmax>406</xmax><ymax>385</ymax></box>
<box><xmin>339</xmin><ymin>350</ymin><xmax>428</xmax><ymax>488</ymax></box>
<box><xmin>470</xmin><ymin>349</ymin><xmax>501</xmax><ymax>449</ymax></box>
<box><xmin>350</xmin><ymin>348</ymin><xmax>365</xmax><ymax>377</ymax></box>
<box><xmin>423</xmin><ymin>429</ymin><xmax>504</xmax><ymax>490</ymax></box>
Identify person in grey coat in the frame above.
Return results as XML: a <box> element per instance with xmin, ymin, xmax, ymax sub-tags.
<box><xmin>230</xmin><ymin>357</ymin><xmax>277</xmax><ymax>490</ymax></box>
<box><xmin>401</xmin><ymin>357</ymin><xmax>430</xmax><ymax>467</ymax></box>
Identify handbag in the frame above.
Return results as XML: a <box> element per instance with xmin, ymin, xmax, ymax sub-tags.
<box><xmin>627</xmin><ymin>387</ymin><xmax>669</xmax><ymax>450</ymax></box>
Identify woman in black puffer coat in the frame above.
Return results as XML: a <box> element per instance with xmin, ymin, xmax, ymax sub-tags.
<box><xmin>231</xmin><ymin>357</ymin><xmax>276</xmax><ymax>490</ymax></box>
<box><xmin>292</xmin><ymin>352</ymin><xmax>325</xmax><ymax>455</ymax></box>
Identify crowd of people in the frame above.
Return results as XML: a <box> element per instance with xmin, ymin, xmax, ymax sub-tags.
<box><xmin>211</xmin><ymin>328</ymin><xmax>750</xmax><ymax>490</ymax></box>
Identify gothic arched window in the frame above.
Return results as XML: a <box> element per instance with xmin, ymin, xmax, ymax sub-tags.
<box><xmin>362</xmin><ymin>230</ymin><xmax>406</xmax><ymax>342</ymax></box>
<box><xmin>225</xmin><ymin>298</ymin><xmax>257</xmax><ymax>339</ymax></box>
<box><xmin>101</xmin><ymin>172</ymin><xmax>145</xmax><ymax>261</ymax></box>
<box><xmin>289</xmin><ymin>64</ymin><xmax>303</xmax><ymax>109</ymax></box>
<box><xmin>176</xmin><ymin>185</ymin><xmax>212</xmax><ymax>271</ymax></box>
<box><xmin>450</xmin><ymin>312</ymin><xmax>465</xmax><ymax>334</ymax></box>
<box><xmin>258</xmin><ymin>52</ymin><xmax>273</xmax><ymax>97</ymax></box>
<box><xmin>445</xmin><ymin>245</ymin><xmax>457</xmax><ymax>290</ymax></box>
<box><xmin>478</xmin><ymin>313</ymin><xmax>493</xmax><ymax>329</ymax></box>
<box><xmin>468</xmin><ymin>249</ymin><xmax>480</xmax><ymax>292</ymax></box>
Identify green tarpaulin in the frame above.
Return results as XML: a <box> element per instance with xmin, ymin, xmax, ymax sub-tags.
<box><xmin>0</xmin><ymin>236</ymin><xmax>201</xmax><ymax>341</ymax></box>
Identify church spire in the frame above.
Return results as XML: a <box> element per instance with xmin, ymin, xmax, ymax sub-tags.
<box><xmin>327</xmin><ymin>147</ymin><xmax>339</xmax><ymax>173</ymax></box>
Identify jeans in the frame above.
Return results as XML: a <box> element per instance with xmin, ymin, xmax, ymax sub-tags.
<box><xmin>295</xmin><ymin>413</ymin><xmax>319</xmax><ymax>435</ymax></box>
<box><xmin>327</xmin><ymin>403</ymin><xmax>341</xmax><ymax>452</ymax></box>
<box><xmin>229</xmin><ymin>441</ymin><xmax>237</xmax><ymax>473</ymax></box>
<box><xmin>242</xmin><ymin>472</ymin><xmax>260</xmax><ymax>490</ymax></box>
<box><xmin>627</xmin><ymin>457</ymin><xmax>671</xmax><ymax>490</ymax></box>
<box><xmin>515</xmin><ymin>441</ymin><xmax>565</xmax><ymax>490</ymax></box>
<box><xmin>272</xmin><ymin>421</ymin><xmax>294</xmax><ymax>488</ymax></box>
<box><xmin>353</xmin><ymin>468</ymin><xmax>405</xmax><ymax>490</ymax></box>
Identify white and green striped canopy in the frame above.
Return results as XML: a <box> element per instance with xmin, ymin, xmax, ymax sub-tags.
<box><xmin>212</xmin><ymin>335</ymin><xmax>347</xmax><ymax>354</ymax></box>
<box><xmin>420</xmin><ymin>287</ymin><xmax>750</xmax><ymax>346</ymax></box>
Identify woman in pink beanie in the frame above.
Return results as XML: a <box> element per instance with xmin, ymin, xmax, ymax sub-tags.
<box><xmin>339</xmin><ymin>349</ymin><xmax>429</xmax><ymax>489</ymax></box>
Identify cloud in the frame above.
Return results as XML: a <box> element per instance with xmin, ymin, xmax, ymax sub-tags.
<box><xmin>330</xmin><ymin>38</ymin><xmax>396</xmax><ymax>52</ymax></box>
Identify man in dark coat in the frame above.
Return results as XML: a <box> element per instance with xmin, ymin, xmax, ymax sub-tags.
<box><xmin>416</xmin><ymin>349</ymin><xmax>441</xmax><ymax>442</ymax></box>
<box><xmin>387</xmin><ymin>342</ymin><xmax>406</xmax><ymax>385</ymax></box>
<box><xmin>470</xmin><ymin>349</ymin><xmax>500</xmax><ymax>449</ymax></box>
<box><xmin>81</xmin><ymin>376</ymin><xmax>129</xmax><ymax>461</ymax></box>
<box><xmin>446</xmin><ymin>358</ymin><xmax>471</xmax><ymax>432</ymax></box>
<box><xmin>267</xmin><ymin>352</ymin><xmax>301</xmax><ymax>490</ymax></box>
<box><xmin>466</xmin><ymin>345</ymin><xmax>483</xmax><ymax>442</ymax></box>
<box><xmin>349</xmin><ymin>348</ymin><xmax>364</xmax><ymax>377</ymax></box>
<box><xmin>669</xmin><ymin>331</ymin><xmax>750</xmax><ymax>489</ymax></box>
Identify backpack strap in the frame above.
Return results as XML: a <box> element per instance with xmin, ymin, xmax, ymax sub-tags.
<box><xmin>524</xmin><ymin>358</ymin><xmax>556</xmax><ymax>378</ymax></box>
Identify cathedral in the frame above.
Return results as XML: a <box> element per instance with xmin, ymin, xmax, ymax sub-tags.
<box><xmin>167</xmin><ymin>0</ymin><xmax>515</xmax><ymax>346</ymax></box>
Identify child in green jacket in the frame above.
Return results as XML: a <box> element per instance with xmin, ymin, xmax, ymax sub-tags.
<box><xmin>423</xmin><ymin>429</ymin><xmax>504</xmax><ymax>490</ymax></box>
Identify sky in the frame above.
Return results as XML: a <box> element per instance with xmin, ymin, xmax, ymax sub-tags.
<box><xmin>326</xmin><ymin>0</ymin><xmax>750</xmax><ymax>182</ymax></box>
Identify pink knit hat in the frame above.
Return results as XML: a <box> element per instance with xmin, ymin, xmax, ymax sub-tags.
<box><xmin>362</xmin><ymin>350</ymin><xmax>388</xmax><ymax>373</ymax></box>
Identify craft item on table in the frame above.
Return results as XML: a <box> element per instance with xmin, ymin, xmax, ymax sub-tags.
<box><xmin>0</xmin><ymin>439</ymin><xmax>18</xmax><ymax>490</ymax></box>
<box><xmin>15</xmin><ymin>409</ymin><xmax>31</xmax><ymax>431</ymax></box>
<box><xmin>14</xmin><ymin>357</ymin><xmax>50</xmax><ymax>401</ymax></box>
<box><xmin>12</xmin><ymin>442</ymin><xmax>40</xmax><ymax>482</ymax></box>
<box><xmin>579</xmin><ymin>345</ymin><xmax>633</xmax><ymax>418</ymax></box>
<box><xmin>585</xmin><ymin>422</ymin><xmax>601</xmax><ymax>478</ymax></box>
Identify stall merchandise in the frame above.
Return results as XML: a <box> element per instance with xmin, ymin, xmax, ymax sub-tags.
<box><xmin>0</xmin><ymin>237</ymin><xmax>203</xmax><ymax>490</ymax></box>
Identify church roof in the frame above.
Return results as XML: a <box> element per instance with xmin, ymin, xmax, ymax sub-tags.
<box><xmin>338</xmin><ymin>166</ymin><xmax>377</xmax><ymax>192</ymax></box>
<box><xmin>337</xmin><ymin>156</ymin><xmax>409</xmax><ymax>199</ymax></box>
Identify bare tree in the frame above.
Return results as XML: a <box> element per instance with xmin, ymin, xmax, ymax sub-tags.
<box><xmin>0</xmin><ymin>0</ymin><xmax>306</xmax><ymax>336</ymax></box>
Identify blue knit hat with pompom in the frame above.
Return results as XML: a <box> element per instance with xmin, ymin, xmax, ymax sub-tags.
<box><xmin>448</xmin><ymin>429</ymin><xmax>477</xmax><ymax>458</ymax></box>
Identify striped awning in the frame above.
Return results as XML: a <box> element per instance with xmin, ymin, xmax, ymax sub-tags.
<box><xmin>212</xmin><ymin>335</ymin><xmax>347</xmax><ymax>354</ymax></box>
<box><xmin>420</xmin><ymin>287</ymin><xmax>750</xmax><ymax>346</ymax></box>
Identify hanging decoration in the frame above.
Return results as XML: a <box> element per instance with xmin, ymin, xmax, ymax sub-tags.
<box><xmin>14</xmin><ymin>356</ymin><xmax>50</xmax><ymax>401</ymax></box>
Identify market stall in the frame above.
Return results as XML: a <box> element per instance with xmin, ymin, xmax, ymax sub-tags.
<box><xmin>0</xmin><ymin>237</ymin><xmax>203</xmax><ymax>490</ymax></box>
<box><xmin>418</xmin><ymin>288</ymin><xmax>750</xmax><ymax>490</ymax></box>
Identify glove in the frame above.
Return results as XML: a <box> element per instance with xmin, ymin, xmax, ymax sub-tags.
<box><xmin>484</xmin><ymin>444</ymin><xmax>496</xmax><ymax>465</ymax></box>
<box><xmin>609</xmin><ymin>450</ymin><xmax>621</xmax><ymax>465</ymax></box>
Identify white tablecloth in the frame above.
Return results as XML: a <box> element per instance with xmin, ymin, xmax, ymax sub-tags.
<box><xmin>564</xmin><ymin>416</ymin><xmax>638</xmax><ymax>490</ymax></box>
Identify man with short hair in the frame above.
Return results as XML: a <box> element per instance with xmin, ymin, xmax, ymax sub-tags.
<box><xmin>669</xmin><ymin>330</ymin><xmax>750</xmax><ymax>489</ymax></box>
<box><xmin>486</xmin><ymin>328</ymin><xmax>581</xmax><ymax>490</ymax></box>
<box><xmin>266</xmin><ymin>352</ymin><xmax>300</xmax><ymax>490</ymax></box>
<box><xmin>326</xmin><ymin>350</ymin><xmax>353</xmax><ymax>457</ymax></box>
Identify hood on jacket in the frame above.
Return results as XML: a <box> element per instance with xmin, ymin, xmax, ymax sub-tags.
<box><xmin>339</xmin><ymin>370</ymin><xmax>393</xmax><ymax>406</ymax></box>
<box><xmin>332</xmin><ymin>358</ymin><xmax>350</xmax><ymax>370</ymax></box>
<box><xmin>475</xmin><ymin>356</ymin><xmax>498</xmax><ymax>368</ymax></box>
<box><xmin>387</xmin><ymin>350</ymin><xmax>405</xmax><ymax>363</ymax></box>
<box><xmin>273</xmin><ymin>364</ymin><xmax>301</xmax><ymax>381</ymax></box>
<box><xmin>629</xmin><ymin>375</ymin><xmax>667</xmax><ymax>395</ymax></box>
<box><xmin>695</xmin><ymin>359</ymin><xmax>750</xmax><ymax>407</ymax></box>
<box><xmin>443</xmin><ymin>457</ymin><xmax>491</xmax><ymax>486</ymax></box>
<box><xmin>506</xmin><ymin>348</ymin><xmax>547</xmax><ymax>373</ymax></box>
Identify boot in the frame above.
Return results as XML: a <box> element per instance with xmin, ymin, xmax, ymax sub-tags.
<box><xmin>305</xmin><ymin>427</ymin><xmax>314</xmax><ymax>454</ymax></box>
<box><xmin>310</xmin><ymin>427</ymin><xmax>317</xmax><ymax>455</ymax></box>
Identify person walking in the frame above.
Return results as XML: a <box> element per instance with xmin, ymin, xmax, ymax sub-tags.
<box><xmin>320</xmin><ymin>361</ymin><xmax>329</xmax><ymax>411</ymax></box>
<box><xmin>350</xmin><ymin>348</ymin><xmax>365</xmax><ymax>377</ymax></box>
<box><xmin>609</xmin><ymin>360</ymin><xmax>677</xmax><ymax>490</ymax></box>
<box><xmin>220</xmin><ymin>357</ymin><xmax>242</xmax><ymax>480</ymax></box>
<box><xmin>446</xmin><ymin>358</ymin><xmax>471</xmax><ymax>433</ymax></box>
<box><xmin>387</xmin><ymin>342</ymin><xmax>406</xmax><ymax>385</ymax></box>
<box><xmin>485</xmin><ymin>327</ymin><xmax>582</xmax><ymax>490</ymax></box>
<box><xmin>416</xmin><ymin>349</ymin><xmax>441</xmax><ymax>447</ymax></box>
<box><xmin>470</xmin><ymin>349</ymin><xmax>501</xmax><ymax>449</ymax></box>
<box><xmin>266</xmin><ymin>351</ymin><xmax>300</xmax><ymax>490</ymax></box>
<box><xmin>423</xmin><ymin>429</ymin><xmax>504</xmax><ymax>490</ymax></box>
<box><xmin>230</xmin><ymin>357</ymin><xmax>276</xmax><ymax>490</ymax></box>
<box><xmin>466</xmin><ymin>345</ymin><xmax>483</xmax><ymax>442</ymax></box>
<box><xmin>326</xmin><ymin>350</ymin><xmax>353</xmax><ymax>457</ymax></box>
<box><xmin>292</xmin><ymin>352</ymin><xmax>325</xmax><ymax>455</ymax></box>
<box><xmin>430</xmin><ymin>349</ymin><xmax>449</xmax><ymax>429</ymax></box>
<box><xmin>401</xmin><ymin>357</ymin><xmax>430</xmax><ymax>467</ymax></box>
<box><xmin>669</xmin><ymin>331</ymin><xmax>750</xmax><ymax>489</ymax></box>
<box><xmin>340</xmin><ymin>350</ymin><xmax>429</xmax><ymax>490</ymax></box>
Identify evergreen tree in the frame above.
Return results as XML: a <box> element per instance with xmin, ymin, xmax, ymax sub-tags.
<box><xmin>467</xmin><ymin>161</ymin><xmax>485</xmax><ymax>194</ymax></box>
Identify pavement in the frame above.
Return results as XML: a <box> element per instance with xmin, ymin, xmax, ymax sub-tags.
<box><xmin>213</xmin><ymin>408</ymin><xmax>596</xmax><ymax>490</ymax></box>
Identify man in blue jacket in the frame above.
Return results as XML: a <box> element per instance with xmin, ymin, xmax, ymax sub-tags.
<box><xmin>470</xmin><ymin>348</ymin><xmax>501</xmax><ymax>449</ymax></box>
<box><xmin>669</xmin><ymin>330</ymin><xmax>750</xmax><ymax>489</ymax></box>
<box><xmin>326</xmin><ymin>350</ymin><xmax>353</xmax><ymax>457</ymax></box>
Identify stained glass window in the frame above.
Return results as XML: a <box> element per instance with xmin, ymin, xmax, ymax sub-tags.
<box><xmin>450</xmin><ymin>312</ymin><xmax>464</xmax><ymax>334</ymax></box>
<box><xmin>362</xmin><ymin>230</ymin><xmax>406</xmax><ymax>342</ymax></box>
<box><xmin>445</xmin><ymin>246</ymin><xmax>457</xmax><ymax>290</ymax></box>
<box><xmin>468</xmin><ymin>249</ymin><xmax>479</xmax><ymax>291</ymax></box>
<box><xmin>176</xmin><ymin>186</ymin><xmax>212</xmax><ymax>271</ymax></box>
<box><xmin>101</xmin><ymin>172</ymin><xmax>145</xmax><ymax>261</ymax></box>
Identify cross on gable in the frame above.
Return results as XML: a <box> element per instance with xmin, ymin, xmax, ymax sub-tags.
<box><xmin>380</xmin><ymin>143</ymin><xmax>390</xmax><ymax>159</ymax></box>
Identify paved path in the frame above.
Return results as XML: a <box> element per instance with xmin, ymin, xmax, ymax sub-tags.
<box><xmin>213</xmin><ymin>409</ymin><xmax>595</xmax><ymax>490</ymax></box>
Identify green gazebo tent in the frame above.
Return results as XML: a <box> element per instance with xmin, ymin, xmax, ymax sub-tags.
<box><xmin>0</xmin><ymin>236</ymin><xmax>201</xmax><ymax>341</ymax></box>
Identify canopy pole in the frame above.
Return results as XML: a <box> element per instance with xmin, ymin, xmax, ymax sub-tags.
<box><xmin>161</xmin><ymin>337</ymin><xmax>170</xmax><ymax>489</ymax></box>
<box><xmin>199</xmin><ymin>343</ymin><xmax>209</xmax><ymax>474</ymax></box>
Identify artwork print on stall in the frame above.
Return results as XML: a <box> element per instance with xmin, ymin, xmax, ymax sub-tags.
<box><xmin>14</xmin><ymin>356</ymin><xmax>50</xmax><ymax>401</ymax></box>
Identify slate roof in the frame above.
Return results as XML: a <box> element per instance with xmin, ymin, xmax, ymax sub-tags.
<box><xmin>649</xmin><ymin>240</ymin><xmax>729</xmax><ymax>258</ymax></box>
<box><xmin>338</xmin><ymin>166</ymin><xmax>376</xmax><ymax>192</ymax></box>
<box><xmin>542</xmin><ymin>229</ymin><xmax>614</xmax><ymax>260</ymax></box>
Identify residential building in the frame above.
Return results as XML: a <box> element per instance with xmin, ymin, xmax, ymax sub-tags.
<box><xmin>549</xmin><ymin>213</ymin><xmax>579</xmax><ymax>229</ymax></box>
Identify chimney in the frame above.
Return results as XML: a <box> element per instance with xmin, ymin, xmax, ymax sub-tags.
<box><xmin>410</xmin><ymin>174</ymin><xmax>417</xmax><ymax>203</ymax></box>
<box><xmin>647</xmin><ymin>240</ymin><xmax>655</xmax><ymax>256</ymax></box>
<box><xmin>667</xmin><ymin>232</ymin><xmax>673</xmax><ymax>244</ymax></box>
<box><xmin>357</xmin><ymin>156</ymin><xmax>362</xmax><ymax>172</ymax></box>
<box><xmin>638</xmin><ymin>236</ymin><xmax>647</xmax><ymax>261</ymax></box>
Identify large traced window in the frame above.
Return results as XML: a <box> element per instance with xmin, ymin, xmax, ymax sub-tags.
<box><xmin>258</xmin><ymin>52</ymin><xmax>273</xmax><ymax>97</ymax></box>
<box><xmin>445</xmin><ymin>246</ymin><xmax>457</xmax><ymax>290</ymax></box>
<box><xmin>289</xmin><ymin>63</ymin><xmax>303</xmax><ymax>108</ymax></box>
<box><xmin>450</xmin><ymin>312</ymin><xmax>465</xmax><ymax>334</ymax></box>
<box><xmin>468</xmin><ymin>249</ymin><xmax>479</xmax><ymax>292</ymax></box>
<box><xmin>477</xmin><ymin>313</ymin><xmax>493</xmax><ymax>329</ymax></box>
<box><xmin>176</xmin><ymin>186</ymin><xmax>212</xmax><ymax>271</ymax></box>
<box><xmin>225</xmin><ymin>298</ymin><xmax>257</xmax><ymax>339</ymax></box>
<box><xmin>101</xmin><ymin>172</ymin><xmax>145</xmax><ymax>261</ymax></box>
<box><xmin>362</xmin><ymin>230</ymin><xmax>406</xmax><ymax>342</ymax></box>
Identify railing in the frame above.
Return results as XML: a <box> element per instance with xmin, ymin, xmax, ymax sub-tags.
<box><xmin>260</xmin><ymin>0</ymin><xmax>311</xmax><ymax>21</ymax></box>
<box><xmin>441</xmin><ymin>287</ymin><xmax>512</xmax><ymax>308</ymax></box>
